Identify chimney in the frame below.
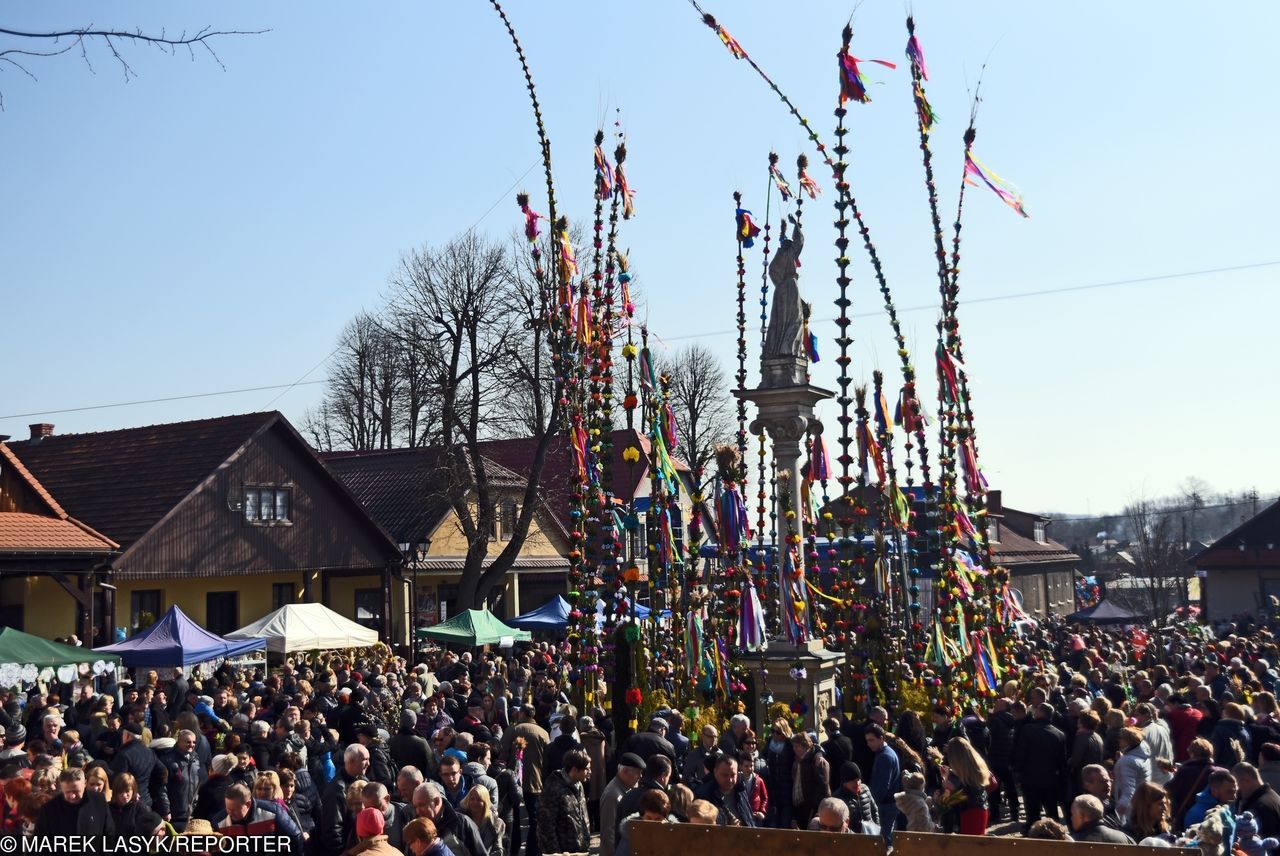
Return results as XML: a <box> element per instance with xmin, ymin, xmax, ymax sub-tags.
<box><xmin>986</xmin><ymin>489</ymin><xmax>1003</xmax><ymax>515</ymax></box>
<box><xmin>28</xmin><ymin>423</ymin><xmax>55</xmax><ymax>442</ymax></box>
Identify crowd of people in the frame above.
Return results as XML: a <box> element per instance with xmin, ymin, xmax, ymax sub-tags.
<box><xmin>0</xmin><ymin>612</ymin><xmax>1277</xmax><ymax>854</ymax></box>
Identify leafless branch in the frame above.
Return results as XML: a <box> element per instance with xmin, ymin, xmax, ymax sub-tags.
<box><xmin>0</xmin><ymin>24</ymin><xmax>267</xmax><ymax>108</ymax></box>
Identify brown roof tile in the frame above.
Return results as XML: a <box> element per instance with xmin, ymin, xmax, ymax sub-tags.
<box><xmin>6</xmin><ymin>413</ymin><xmax>275</xmax><ymax>549</ymax></box>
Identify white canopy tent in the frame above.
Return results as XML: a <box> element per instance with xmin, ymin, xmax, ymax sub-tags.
<box><xmin>226</xmin><ymin>603</ymin><xmax>378</xmax><ymax>653</ymax></box>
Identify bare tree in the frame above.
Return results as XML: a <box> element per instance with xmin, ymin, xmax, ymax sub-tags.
<box><xmin>1118</xmin><ymin>497</ymin><xmax>1187</xmax><ymax>624</ymax></box>
<box><xmin>663</xmin><ymin>343</ymin><xmax>734</xmax><ymax>477</ymax></box>
<box><xmin>387</xmin><ymin>231</ymin><xmax>563</xmax><ymax>610</ymax></box>
<box><xmin>0</xmin><ymin>25</ymin><xmax>265</xmax><ymax>109</ymax></box>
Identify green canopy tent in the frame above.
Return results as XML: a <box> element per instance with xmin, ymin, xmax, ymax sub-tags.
<box><xmin>0</xmin><ymin>627</ymin><xmax>122</xmax><ymax>686</ymax></box>
<box><xmin>417</xmin><ymin>609</ymin><xmax>531</xmax><ymax>647</ymax></box>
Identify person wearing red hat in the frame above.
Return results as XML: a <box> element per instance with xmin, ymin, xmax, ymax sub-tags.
<box><xmin>354</xmin><ymin>806</ymin><xmax>402</xmax><ymax>856</ymax></box>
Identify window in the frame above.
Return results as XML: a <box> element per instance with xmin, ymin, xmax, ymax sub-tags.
<box><xmin>354</xmin><ymin>588</ymin><xmax>382</xmax><ymax>631</ymax></box>
<box><xmin>131</xmin><ymin>589</ymin><xmax>161</xmax><ymax>633</ymax></box>
<box><xmin>1034</xmin><ymin>521</ymin><xmax>1047</xmax><ymax>544</ymax></box>
<box><xmin>987</xmin><ymin>520</ymin><xmax>1000</xmax><ymax>544</ymax></box>
<box><xmin>272</xmin><ymin>583</ymin><xmax>295</xmax><ymax>611</ymax></box>
<box><xmin>487</xmin><ymin>504</ymin><xmax>498</xmax><ymax>541</ymax></box>
<box><xmin>244</xmin><ymin>486</ymin><xmax>292</xmax><ymax>524</ymax></box>
<box><xmin>501</xmin><ymin>501</ymin><xmax>517</xmax><ymax>541</ymax></box>
<box><xmin>206</xmin><ymin>592</ymin><xmax>238</xmax><ymax>636</ymax></box>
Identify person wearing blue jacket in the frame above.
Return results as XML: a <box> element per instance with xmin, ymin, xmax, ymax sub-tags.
<box><xmin>865</xmin><ymin>725</ymin><xmax>900</xmax><ymax>841</ymax></box>
<box><xmin>1183</xmin><ymin>769</ymin><xmax>1238</xmax><ymax>830</ymax></box>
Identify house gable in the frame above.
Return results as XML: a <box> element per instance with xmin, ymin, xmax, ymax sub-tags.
<box><xmin>114</xmin><ymin>417</ymin><xmax>400</xmax><ymax>580</ymax></box>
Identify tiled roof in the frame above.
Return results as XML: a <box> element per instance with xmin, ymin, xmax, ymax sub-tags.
<box><xmin>993</xmin><ymin>506</ymin><xmax>1079</xmax><ymax>567</ymax></box>
<box><xmin>479</xmin><ymin>428</ymin><xmax>692</xmax><ymax>534</ymax></box>
<box><xmin>0</xmin><ymin>512</ymin><xmax>117</xmax><ymax>553</ymax></box>
<box><xmin>6</xmin><ymin>413</ymin><xmax>275</xmax><ymax>549</ymax></box>
<box><xmin>321</xmin><ymin>447</ymin><xmax>455</xmax><ymax>544</ymax></box>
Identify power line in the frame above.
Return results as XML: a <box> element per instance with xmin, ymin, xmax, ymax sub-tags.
<box><xmin>663</xmin><ymin>259</ymin><xmax>1280</xmax><ymax>342</ymax></box>
<box><xmin>0</xmin><ymin>380</ymin><xmax>328</xmax><ymax>421</ymax></box>
<box><xmin>8</xmin><ymin>259</ymin><xmax>1277</xmax><ymax>424</ymax></box>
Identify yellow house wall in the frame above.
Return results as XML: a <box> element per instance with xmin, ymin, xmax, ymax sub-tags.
<box><xmin>3</xmin><ymin>570</ymin><xmax>410</xmax><ymax>646</ymax></box>
<box><xmin>425</xmin><ymin>501</ymin><xmax>568</xmax><ymax>558</ymax></box>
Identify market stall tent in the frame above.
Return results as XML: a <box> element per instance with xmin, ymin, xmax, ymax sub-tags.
<box><xmin>0</xmin><ymin>627</ymin><xmax>121</xmax><ymax>685</ymax></box>
<box><xmin>96</xmin><ymin>605</ymin><xmax>266</xmax><ymax>667</ymax></box>
<box><xmin>418</xmin><ymin>609</ymin><xmax>531</xmax><ymax>646</ymax></box>
<box><xmin>226</xmin><ymin>603</ymin><xmax>378</xmax><ymax>653</ymax></box>
<box><xmin>509</xmin><ymin>595</ymin><xmax>572</xmax><ymax>632</ymax></box>
<box><xmin>1065</xmin><ymin>599</ymin><xmax>1144</xmax><ymax>625</ymax></box>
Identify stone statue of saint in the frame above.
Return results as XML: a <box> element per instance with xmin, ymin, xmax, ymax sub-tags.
<box><xmin>763</xmin><ymin>216</ymin><xmax>805</xmax><ymax>361</ymax></box>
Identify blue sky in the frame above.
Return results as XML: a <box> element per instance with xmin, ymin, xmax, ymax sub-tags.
<box><xmin>3</xmin><ymin>1</ymin><xmax>1277</xmax><ymax>515</ymax></box>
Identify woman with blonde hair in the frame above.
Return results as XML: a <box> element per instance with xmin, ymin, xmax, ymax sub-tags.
<box><xmin>463</xmin><ymin>783</ymin><xmax>506</xmax><ymax>856</ymax></box>
<box><xmin>938</xmin><ymin>737</ymin><xmax>993</xmax><ymax>835</ymax></box>
<box><xmin>253</xmin><ymin>770</ymin><xmax>285</xmax><ymax>804</ymax></box>
<box><xmin>85</xmin><ymin>765</ymin><xmax>112</xmax><ymax>801</ymax></box>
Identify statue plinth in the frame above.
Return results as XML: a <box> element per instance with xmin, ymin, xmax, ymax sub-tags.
<box><xmin>735</xmin><ymin>640</ymin><xmax>846</xmax><ymax>732</ymax></box>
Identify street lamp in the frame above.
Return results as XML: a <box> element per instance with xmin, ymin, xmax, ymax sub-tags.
<box><xmin>399</xmin><ymin>539</ymin><xmax>432</xmax><ymax>665</ymax></box>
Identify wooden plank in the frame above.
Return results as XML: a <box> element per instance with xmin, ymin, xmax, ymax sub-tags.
<box><xmin>630</xmin><ymin>820</ymin><xmax>886</xmax><ymax>856</ymax></box>
<box><xmin>894</xmin><ymin>832</ymin><xmax>1172</xmax><ymax>856</ymax></box>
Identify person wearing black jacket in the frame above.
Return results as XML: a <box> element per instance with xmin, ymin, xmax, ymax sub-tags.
<box><xmin>1015</xmin><ymin>703</ymin><xmax>1067</xmax><ymax>830</ymax></box>
<box><xmin>158</xmin><ymin>729</ymin><xmax>201</xmax><ymax>831</ymax></box>
<box><xmin>621</xmin><ymin>719</ymin><xmax>676</xmax><ymax>772</ymax></box>
<box><xmin>614</xmin><ymin>756</ymin><xmax>671</xmax><ymax>839</ymax></box>
<box><xmin>821</xmin><ymin>718</ymin><xmax>854</xmax><ymax>780</ymax></box>
<box><xmin>35</xmin><ymin>768</ymin><xmax>116</xmax><ymax>839</ymax></box>
<box><xmin>987</xmin><ymin>698</ymin><xmax>1020</xmax><ymax>823</ymax></box>
<box><xmin>763</xmin><ymin>721</ymin><xmax>796</xmax><ymax>830</ymax></box>
<box><xmin>412</xmin><ymin>780</ymin><xmax>488</xmax><ymax>856</ymax></box>
<box><xmin>358</xmin><ymin>725</ymin><xmax>397</xmax><ymax>789</ymax></box>
<box><xmin>1236</xmin><ymin>763</ymin><xmax>1280</xmax><ymax>843</ymax></box>
<box><xmin>109</xmin><ymin>722</ymin><xmax>168</xmax><ymax>815</ymax></box>
<box><xmin>320</xmin><ymin>743</ymin><xmax>370</xmax><ymax>856</ymax></box>
<box><xmin>544</xmin><ymin>714</ymin><xmax>585</xmax><ymax>778</ymax></box>
<box><xmin>391</xmin><ymin>710</ymin><xmax>435</xmax><ymax>773</ymax></box>
<box><xmin>693</xmin><ymin>755</ymin><xmax>756</xmax><ymax>827</ymax></box>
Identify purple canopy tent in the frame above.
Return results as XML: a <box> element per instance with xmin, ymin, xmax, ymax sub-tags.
<box><xmin>96</xmin><ymin>605</ymin><xmax>265</xmax><ymax>668</ymax></box>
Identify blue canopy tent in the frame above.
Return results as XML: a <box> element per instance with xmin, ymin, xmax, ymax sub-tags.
<box><xmin>509</xmin><ymin>595</ymin><xmax>572</xmax><ymax>632</ymax></box>
<box><xmin>97</xmin><ymin>605</ymin><xmax>266</xmax><ymax>668</ymax></box>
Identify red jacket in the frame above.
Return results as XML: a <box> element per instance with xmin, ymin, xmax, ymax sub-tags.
<box><xmin>1165</xmin><ymin>705</ymin><xmax>1204</xmax><ymax>761</ymax></box>
<box><xmin>746</xmin><ymin>772</ymin><xmax>768</xmax><ymax>818</ymax></box>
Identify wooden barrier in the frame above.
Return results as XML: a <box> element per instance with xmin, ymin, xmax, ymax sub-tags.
<box><xmin>893</xmin><ymin>832</ymin><xmax>1173</xmax><ymax>856</ymax></box>
<box><xmin>630</xmin><ymin>819</ymin><xmax>887</xmax><ymax>856</ymax></box>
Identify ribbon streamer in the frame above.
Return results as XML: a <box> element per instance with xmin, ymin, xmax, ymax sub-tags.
<box><xmin>964</xmin><ymin>151</ymin><xmax>1029</xmax><ymax>218</ymax></box>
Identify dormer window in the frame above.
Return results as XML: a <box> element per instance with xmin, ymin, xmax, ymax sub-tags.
<box><xmin>1034</xmin><ymin>521</ymin><xmax>1047</xmax><ymax>543</ymax></box>
<box><xmin>987</xmin><ymin>520</ymin><xmax>1000</xmax><ymax>544</ymax></box>
<box><xmin>245</xmin><ymin>486</ymin><xmax>292</xmax><ymax>524</ymax></box>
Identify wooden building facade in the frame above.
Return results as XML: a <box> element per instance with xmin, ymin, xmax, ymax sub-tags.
<box><xmin>1</xmin><ymin>414</ymin><xmax>404</xmax><ymax>644</ymax></box>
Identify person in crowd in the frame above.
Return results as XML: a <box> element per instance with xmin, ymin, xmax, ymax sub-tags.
<box><xmin>600</xmin><ymin>753</ymin><xmax>643</xmax><ymax>856</ymax></box>
<box><xmin>937</xmin><ymin>737</ymin><xmax>992</xmax><ymax>835</ymax></box>
<box><xmin>789</xmin><ymin>732</ymin><xmax>829</xmax><ymax>828</ymax></box>
<box><xmin>1125</xmin><ymin>782</ymin><xmax>1174</xmax><ymax>844</ymax></box>
<box><xmin>865</xmin><ymin>724</ymin><xmax>899</xmax><ymax>840</ymax></box>
<box><xmin>405</xmin><ymin>816</ymin><xmax>457</xmax><ymax>856</ymax></box>
<box><xmin>683</xmin><ymin>726</ymin><xmax>719</xmax><ymax>787</ymax></box>
<box><xmin>463</xmin><ymin>784</ymin><xmax>505</xmax><ymax>856</ymax></box>
<box><xmin>1114</xmin><ymin>725</ymin><xmax>1153</xmax><ymax>823</ymax></box>
<box><xmin>412</xmin><ymin>781</ymin><xmax>487</xmax><ymax>856</ymax></box>
<box><xmin>536</xmin><ymin>749</ymin><xmax>590</xmax><ymax>855</ymax></box>
<box><xmin>896</xmin><ymin>770</ymin><xmax>935</xmax><ymax>832</ymax></box>
<box><xmin>1015</xmin><ymin>702</ymin><xmax>1067</xmax><ymax>830</ymax></box>
<box><xmin>762</xmin><ymin>719</ymin><xmax>795</xmax><ymax>830</ymax></box>
<box><xmin>1071</xmin><ymin>794</ymin><xmax>1135</xmax><ymax>844</ymax></box>
<box><xmin>1236</xmin><ymin>762</ymin><xmax>1280</xmax><ymax>842</ymax></box>
<box><xmin>810</xmin><ymin>796</ymin><xmax>855</xmax><ymax>834</ymax></box>
<box><xmin>35</xmin><ymin>768</ymin><xmax>115</xmax><ymax>838</ymax></box>
<box><xmin>1184</xmin><ymin>768</ymin><xmax>1240</xmax><ymax>829</ymax></box>
<box><xmin>692</xmin><ymin>753</ymin><xmax>754</xmax><ymax>828</ymax></box>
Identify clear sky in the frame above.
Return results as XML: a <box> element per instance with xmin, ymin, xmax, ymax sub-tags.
<box><xmin>3</xmin><ymin>1</ymin><xmax>1277</xmax><ymax>515</ymax></box>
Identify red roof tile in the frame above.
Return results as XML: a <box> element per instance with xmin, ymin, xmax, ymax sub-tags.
<box><xmin>0</xmin><ymin>512</ymin><xmax>117</xmax><ymax>552</ymax></box>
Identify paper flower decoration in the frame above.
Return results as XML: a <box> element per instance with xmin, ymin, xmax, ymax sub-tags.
<box><xmin>20</xmin><ymin>665</ymin><xmax>38</xmax><ymax>684</ymax></box>
<box><xmin>57</xmin><ymin>665</ymin><xmax>77</xmax><ymax>684</ymax></box>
